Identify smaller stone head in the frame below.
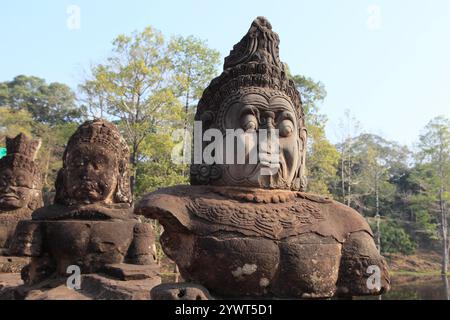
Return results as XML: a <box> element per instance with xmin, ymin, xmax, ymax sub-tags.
<box><xmin>0</xmin><ymin>133</ymin><xmax>43</xmax><ymax>211</ymax></box>
<box><xmin>54</xmin><ymin>119</ymin><xmax>132</xmax><ymax>206</ymax></box>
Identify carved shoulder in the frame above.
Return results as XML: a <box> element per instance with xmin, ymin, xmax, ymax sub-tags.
<box><xmin>303</xmin><ymin>197</ymin><xmax>374</xmax><ymax>243</ymax></box>
<box><xmin>333</xmin><ymin>201</ymin><xmax>374</xmax><ymax>237</ymax></box>
<box><xmin>135</xmin><ymin>186</ymin><xmax>195</xmax><ymax>233</ymax></box>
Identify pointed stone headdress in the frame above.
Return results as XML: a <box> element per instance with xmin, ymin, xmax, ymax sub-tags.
<box><xmin>0</xmin><ymin>133</ymin><xmax>42</xmax><ymax>188</ymax></box>
<box><xmin>195</xmin><ymin>16</ymin><xmax>304</xmax><ymax>128</ymax></box>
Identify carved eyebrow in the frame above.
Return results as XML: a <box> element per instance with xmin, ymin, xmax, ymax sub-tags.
<box><xmin>271</xmin><ymin>104</ymin><xmax>294</xmax><ymax>112</ymax></box>
<box><xmin>276</xmin><ymin>110</ymin><xmax>296</xmax><ymax>123</ymax></box>
<box><xmin>240</xmin><ymin>105</ymin><xmax>259</xmax><ymax>117</ymax></box>
<box><xmin>269</xmin><ymin>95</ymin><xmax>292</xmax><ymax>103</ymax></box>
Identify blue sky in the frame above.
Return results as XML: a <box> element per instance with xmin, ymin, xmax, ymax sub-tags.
<box><xmin>1</xmin><ymin>0</ymin><xmax>449</xmax><ymax>146</ymax></box>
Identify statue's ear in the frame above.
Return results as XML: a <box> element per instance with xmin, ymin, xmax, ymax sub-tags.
<box><xmin>300</xmin><ymin>128</ymin><xmax>308</xmax><ymax>150</ymax></box>
<box><xmin>54</xmin><ymin>169</ymin><xmax>67</xmax><ymax>205</ymax></box>
<box><xmin>291</xmin><ymin>129</ymin><xmax>308</xmax><ymax>192</ymax></box>
<box><xmin>27</xmin><ymin>189</ymin><xmax>43</xmax><ymax>211</ymax></box>
<box><xmin>114</xmin><ymin>159</ymin><xmax>132</xmax><ymax>205</ymax></box>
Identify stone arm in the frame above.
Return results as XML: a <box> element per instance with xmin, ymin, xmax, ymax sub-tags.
<box><xmin>124</xmin><ymin>222</ymin><xmax>157</xmax><ymax>265</ymax></box>
<box><xmin>335</xmin><ymin>231</ymin><xmax>390</xmax><ymax>298</ymax></box>
<box><xmin>8</xmin><ymin>220</ymin><xmax>43</xmax><ymax>258</ymax></box>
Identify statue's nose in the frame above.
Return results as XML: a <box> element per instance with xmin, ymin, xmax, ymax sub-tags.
<box><xmin>80</xmin><ymin>163</ymin><xmax>96</xmax><ymax>178</ymax></box>
<box><xmin>261</xmin><ymin>111</ymin><xmax>276</xmax><ymax>130</ymax></box>
<box><xmin>258</xmin><ymin>113</ymin><xmax>280</xmax><ymax>156</ymax></box>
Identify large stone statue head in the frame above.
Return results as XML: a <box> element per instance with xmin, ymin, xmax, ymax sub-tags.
<box><xmin>190</xmin><ymin>17</ymin><xmax>307</xmax><ymax>191</ymax></box>
<box><xmin>0</xmin><ymin>133</ymin><xmax>43</xmax><ymax>212</ymax></box>
<box><xmin>54</xmin><ymin>119</ymin><xmax>132</xmax><ymax>206</ymax></box>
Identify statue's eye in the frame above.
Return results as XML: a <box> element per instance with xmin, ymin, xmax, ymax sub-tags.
<box><xmin>93</xmin><ymin>163</ymin><xmax>101</xmax><ymax>170</ymax></box>
<box><xmin>279</xmin><ymin>119</ymin><xmax>294</xmax><ymax>137</ymax></box>
<box><xmin>71</xmin><ymin>158</ymin><xmax>84</xmax><ymax>167</ymax></box>
<box><xmin>241</xmin><ymin>114</ymin><xmax>258</xmax><ymax>132</ymax></box>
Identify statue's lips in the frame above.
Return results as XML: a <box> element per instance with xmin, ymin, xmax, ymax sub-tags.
<box><xmin>258</xmin><ymin>152</ymin><xmax>280</xmax><ymax>165</ymax></box>
<box><xmin>259</xmin><ymin>160</ymin><xmax>280</xmax><ymax>168</ymax></box>
<box><xmin>75</xmin><ymin>181</ymin><xmax>102</xmax><ymax>198</ymax></box>
<box><xmin>236</xmin><ymin>162</ymin><xmax>279</xmax><ymax>179</ymax></box>
<box><xmin>79</xmin><ymin>188</ymin><xmax>100</xmax><ymax>196</ymax></box>
<box><xmin>258</xmin><ymin>155</ymin><xmax>280</xmax><ymax>169</ymax></box>
<box><xmin>0</xmin><ymin>194</ymin><xmax>19</xmax><ymax>201</ymax></box>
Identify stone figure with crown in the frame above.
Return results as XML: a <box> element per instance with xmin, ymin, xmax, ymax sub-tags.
<box><xmin>9</xmin><ymin>120</ymin><xmax>160</xmax><ymax>298</ymax></box>
<box><xmin>0</xmin><ymin>133</ymin><xmax>43</xmax><ymax>257</ymax></box>
<box><xmin>137</xmin><ymin>17</ymin><xmax>390</xmax><ymax>300</ymax></box>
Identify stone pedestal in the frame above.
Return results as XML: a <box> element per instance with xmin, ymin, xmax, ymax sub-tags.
<box><xmin>10</xmin><ymin>219</ymin><xmax>157</xmax><ymax>286</ymax></box>
<box><xmin>0</xmin><ymin>272</ymin><xmax>23</xmax><ymax>300</ymax></box>
<box><xmin>0</xmin><ymin>263</ymin><xmax>161</xmax><ymax>300</ymax></box>
<box><xmin>151</xmin><ymin>283</ymin><xmax>212</xmax><ymax>300</ymax></box>
<box><xmin>0</xmin><ymin>214</ymin><xmax>29</xmax><ymax>250</ymax></box>
<box><xmin>0</xmin><ymin>212</ymin><xmax>33</xmax><ymax>274</ymax></box>
<box><xmin>0</xmin><ymin>256</ymin><xmax>30</xmax><ymax>273</ymax></box>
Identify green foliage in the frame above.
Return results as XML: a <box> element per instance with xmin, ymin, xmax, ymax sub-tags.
<box><xmin>0</xmin><ymin>107</ymin><xmax>35</xmax><ymax>139</ymax></box>
<box><xmin>407</xmin><ymin>165</ymin><xmax>441</xmax><ymax>243</ymax></box>
<box><xmin>306</xmin><ymin>124</ymin><xmax>339</xmax><ymax>195</ymax></box>
<box><xmin>355</xmin><ymin>136</ymin><xmax>402</xmax><ymax>214</ymax></box>
<box><xmin>135</xmin><ymin>161</ymin><xmax>188</xmax><ymax>197</ymax></box>
<box><xmin>415</xmin><ymin>116</ymin><xmax>450</xmax><ymax>207</ymax></box>
<box><xmin>332</xmin><ymin>133</ymin><xmax>409</xmax><ymax>216</ymax></box>
<box><xmin>290</xmin><ymin>72</ymin><xmax>339</xmax><ymax>196</ymax></box>
<box><xmin>379</xmin><ymin>221</ymin><xmax>417</xmax><ymax>255</ymax></box>
<box><xmin>0</xmin><ymin>75</ymin><xmax>80</xmax><ymax>125</ymax></box>
<box><xmin>169</xmin><ymin>35</ymin><xmax>220</xmax><ymax>110</ymax></box>
<box><xmin>413</xmin><ymin>116</ymin><xmax>449</xmax><ymax>272</ymax></box>
<box><xmin>290</xmin><ymin>74</ymin><xmax>327</xmax><ymax>125</ymax></box>
<box><xmin>135</xmin><ymin>131</ymin><xmax>188</xmax><ymax>197</ymax></box>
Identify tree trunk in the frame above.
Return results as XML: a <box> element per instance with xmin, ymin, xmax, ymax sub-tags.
<box><xmin>440</xmin><ymin>187</ymin><xmax>448</xmax><ymax>275</ymax></box>
<box><xmin>130</xmin><ymin>142</ymin><xmax>138</xmax><ymax>196</ymax></box>
<box><xmin>341</xmin><ymin>149</ymin><xmax>345</xmax><ymax>203</ymax></box>
<box><xmin>182</xmin><ymin>76</ymin><xmax>191</xmax><ymax>178</ymax></box>
<box><xmin>347</xmin><ymin>140</ymin><xmax>352</xmax><ymax>207</ymax></box>
<box><xmin>375</xmin><ymin>171</ymin><xmax>381</xmax><ymax>253</ymax></box>
<box><xmin>43</xmin><ymin>148</ymin><xmax>51</xmax><ymax>190</ymax></box>
<box><xmin>174</xmin><ymin>264</ymin><xmax>180</xmax><ymax>283</ymax></box>
<box><xmin>443</xmin><ymin>275</ymin><xmax>450</xmax><ymax>300</ymax></box>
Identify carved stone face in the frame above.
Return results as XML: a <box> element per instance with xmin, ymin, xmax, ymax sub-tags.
<box><xmin>64</xmin><ymin>144</ymin><xmax>118</xmax><ymax>204</ymax></box>
<box><xmin>0</xmin><ymin>167</ymin><xmax>33</xmax><ymax>210</ymax></box>
<box><xmin>219</xmin><ymin>90</ymin><xmax>306</xmax><ymax>189</ymax></box>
